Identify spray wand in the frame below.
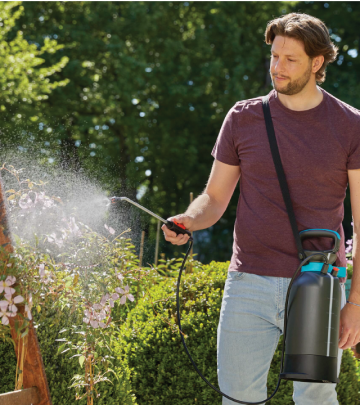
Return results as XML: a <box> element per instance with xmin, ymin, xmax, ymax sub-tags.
<box><xmin>111</xmin><ymin>196</ymin><xmax>192</xmax><ymax>239</ymax></box>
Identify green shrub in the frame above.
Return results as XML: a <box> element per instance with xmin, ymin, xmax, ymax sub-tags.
<box><xmin>0</xmin><ymin>261</ymin><xmax>359</xmax><ymax>404</ymax></box>
<box><xmin>34</xmin><ymin>305</ymin><xmax>137</xmax><ymax>405</ymax></box>
<box><xmin>0</xmin><ymin>304</ymin><xmax>136</xmax><ymax>404</ymax></box>
<box><xmin>114</xmin><ymin>261</ymin><xmax>360</xmax><ymax>404</ymax></box>
<box><xmin>113</xmin><ymin>261</ymin><xmax>226</xmax><ymax>404</ymax></box>
<box><xmin>336</xmin><ymin>349</ymin><xmax>360</xmax><ymax>405</ymax></box>
<box><xmin>0</xmin><ymin>337</ymin><xmax>16</xmax><ymax>394</ymax></box>
<box><xmin>267</xmin><ymin>336</ymin><xmax>294</xmax><ymax>404</ymax></box>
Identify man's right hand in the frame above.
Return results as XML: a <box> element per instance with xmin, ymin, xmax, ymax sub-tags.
<box><xmin>162</xmin><ymin>214</ymin><xmax>193</xmax><ymax>245</ymax></box>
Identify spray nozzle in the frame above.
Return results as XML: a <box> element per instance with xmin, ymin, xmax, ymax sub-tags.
<box><xmin>110</xmin><ymin>196</ymin><xmax>124</xmax><ymax>204</ymax></box>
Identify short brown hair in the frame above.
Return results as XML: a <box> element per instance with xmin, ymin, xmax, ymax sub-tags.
<box><xmin>265</xmin><ymin>13</ymin><xmax>338</xmax><ymax>84</ymax></box>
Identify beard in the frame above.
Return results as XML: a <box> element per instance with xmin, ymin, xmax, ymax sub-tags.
<box><xmin>271</xmin><ymin>61</ymin><xmax>313</xmax><ymax>96</ymax></box>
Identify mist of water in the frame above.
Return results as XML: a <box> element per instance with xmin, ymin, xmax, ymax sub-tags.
<box><xmin>0</xmin><ymin>149</ymin><xmax>141</xmax><ymax>255</ymax></box>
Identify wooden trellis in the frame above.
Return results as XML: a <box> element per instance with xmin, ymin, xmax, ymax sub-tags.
<box><xmin>0</xmin><ymin>177</ymin><xmax>52</xmax><ymax>405</ymax></box>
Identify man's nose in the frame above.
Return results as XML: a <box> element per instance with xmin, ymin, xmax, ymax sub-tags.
<box><xmin>273</xmin><ymin>58</ymin><xmax>284</xmax><ymax>73</ymax></box>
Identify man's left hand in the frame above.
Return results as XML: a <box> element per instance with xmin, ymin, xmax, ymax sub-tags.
<box><xmin>338</xmin><ymin>303</ymin><xmax>360</xmax><ymax>349</ymax></box>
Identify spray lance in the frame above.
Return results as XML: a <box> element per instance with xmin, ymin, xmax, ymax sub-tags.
<box><xmin>111</xmin><ymin>196</ymin><xmax>345</xmax><ymax>404</ymax></box>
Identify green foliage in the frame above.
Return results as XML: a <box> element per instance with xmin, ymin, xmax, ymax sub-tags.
<box><xmin>336</xmin><ymin>349</ymin><xmax>360</xmax><ymax>405</ymax></box>
<box><xmin>0</xmin><ymin>166</ymin><xmax>145</xmax><ymax>401</ymax></box>
<box><xmin>267</xmin><ymin>336</ymin><xmax>294</xmax><ymax>404</ymax></box>
<box><xmin>114</xmin><ymin>261</ymin><xmax>360</xmax><ymax>404</ymax></box>
<box><xmin>33</xmin><ymin>306</ymin><xmax>136</xmax><ymax>405</ymax></box>
<box><xmin>0</xmin><ymin>336</ymin><xmax>16</xmax><ymax>394</ymax></box>
<box><xmin>113</xmin><ymin>260</ymin><xmax>227</xmax><ymax>404</ymax></box>
<box><xmin>0</xmin><ymin>303</ymin><xmax>137</xmax><ymax>403</ymax></box>
<box><xmin>0</xmin><ymin>2</ymin><xmax>69</xmax><ymax>111</ymax></box>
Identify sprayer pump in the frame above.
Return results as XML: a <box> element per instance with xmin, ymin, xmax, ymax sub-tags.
<box><xmin>112</xmin><ymin>196</ymin><xmax>345</xmax><ymax>404</ymax></box>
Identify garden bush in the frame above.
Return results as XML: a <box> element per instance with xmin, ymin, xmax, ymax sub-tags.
<box><xmin>0</xmin><ymin>303</ymin><xmax>136</xmax><ymax>404</ymax></box>
<box><xmin>0</xmin><ymin>338</ymin><xmax>16</xmax><ymax>394</ymax></box>
<box><xmin>114</xmin><ymin>261</ymin><xmax>360</xmax><ymax>404</ymax></box>
<box><xmin>0</xmin><ymin>260</ymin><xmax>359</xmax><ymax>404</ymax></box>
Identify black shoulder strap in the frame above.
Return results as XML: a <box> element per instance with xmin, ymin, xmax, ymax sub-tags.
<box><xmin>262</xmin><ymin>95</ymin><xmax>305</xmax><ymax>261</ymax></box>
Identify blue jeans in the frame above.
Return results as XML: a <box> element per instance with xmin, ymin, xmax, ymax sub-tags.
<box><xmin>217</xmin><ymin>271</ymin><xmax>346</xmax><ymax>404</ymax></box>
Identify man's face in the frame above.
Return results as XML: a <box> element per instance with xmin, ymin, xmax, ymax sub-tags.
<box><xmin>270</xmin><ymin>35</ymin><xmax>314</xmax><ymax>95</ymax></box>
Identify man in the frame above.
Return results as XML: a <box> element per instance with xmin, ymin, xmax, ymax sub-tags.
<box><xmin>162</xmin><ymin>13</ymin><xmax>360</xmax><ymax>404</ymax></box>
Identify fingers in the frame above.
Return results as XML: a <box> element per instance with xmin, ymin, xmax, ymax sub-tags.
<box><xmin>338</xmin><ymin>328</ymin><xmax>351</xmax><ymax>349</ymax></box>
<box><xmin>161</xmin><ymin>224</ymin><xmax>190</xmax><ymax>245</ymax></box>
<box><xmin>338</xmin><ymin>328</ymin><xmax>360</xmax><ymax>349</ymax></box>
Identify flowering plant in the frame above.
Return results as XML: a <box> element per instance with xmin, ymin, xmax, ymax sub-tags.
<box><xmin>346</xmin><ymin>221</ymin><xmax>354</xmax><ymax>279</ymax></box>
<box><xmin>0</xmin><ymin>164</ymin><xmax>151</xmax><ymax>402</ymax></box>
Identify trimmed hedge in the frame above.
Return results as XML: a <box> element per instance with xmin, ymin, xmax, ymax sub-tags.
<box><xmin>114</xmin><ymin>261</ymin><xmax>360</xmax><ymax>404</ymax></box>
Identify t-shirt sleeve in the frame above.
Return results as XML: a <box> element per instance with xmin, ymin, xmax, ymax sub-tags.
<box><xmin>348</xmin><ymin>130</ymin><xmax>360</xmax><ymax>170</ymax></box>
<box><xmin>211</xmin><ymin>106</ymin><xmax>240</xmax><ymax>166</ymax></box>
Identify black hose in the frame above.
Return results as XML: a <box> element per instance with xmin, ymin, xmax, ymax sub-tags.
<box><xmin>176</xmin><ymin>243</ymin><xmax>329</xmax><ymax>404</ymax></box>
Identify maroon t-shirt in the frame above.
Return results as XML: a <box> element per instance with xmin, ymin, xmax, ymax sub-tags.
<box><xmin>211</xmin><ymin>88</ymin><xmax>360</xmax><ymax>280</ymax></box>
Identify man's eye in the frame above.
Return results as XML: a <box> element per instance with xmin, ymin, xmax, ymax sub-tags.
<box><xmin>288</xmin><ymin>59</ymin><xmax>295</xmax><ymax>62</ymax></box>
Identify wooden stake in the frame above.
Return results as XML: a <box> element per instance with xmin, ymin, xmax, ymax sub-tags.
<box><xmin>189</xmin><ymin>192</ymin><xmax>194</xmax><ymax>272</ymax></box>
<box><xmin>139</xmin><ymin>230</ymin><xmax>145</xmax><ymax>267</ymax></box>
<box><xmin>155</xmin><ymin>220</ymin><xmax>160</xmax><ymax>266</ymax></box>
<box><xmin>1</xmin><ymin>175</ymin><xmax>52</xmax><ymax>405</ymax></box>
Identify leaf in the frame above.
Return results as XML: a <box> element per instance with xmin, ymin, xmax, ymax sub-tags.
<box><xmin>79</xmin><ymin>355</ymin><xmax>85</xmax><ymax>368</ymax></box>
<box><xmin>5</xmin><ymin>189</ymin><xmax>16</xmax><ymax>193</ymax></box>
<box><xmin>37</xmin><ymin>305</ymin><xmax>41</xmax><ymax>313</ymax></box>
<box><xmin>7</xmin><ymin>195</ymin><xmax>15</xmax><ymax>201</ymax></box>
<box><xmin>57</xmin><ymin>343</ymin><xmax>66</xmax><ymax>354</ymax></box>
<box><xmin>21</xmin><ymin>329</ymin><xmax>29</xmax><ymax>338</ymax></box>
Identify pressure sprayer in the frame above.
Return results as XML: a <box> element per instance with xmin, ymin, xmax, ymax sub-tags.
<box><xmin>111</xmin><ymin>196</ymin><xmax>345</xmax><ymax>404</ymax></box>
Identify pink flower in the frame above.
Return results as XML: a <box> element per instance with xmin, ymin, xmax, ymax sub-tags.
<box><xmin>19</xmin><ymin>193</ymin><xmax>34</xmax><ymax>209</ymax></box>
<box><xmin>39</xmin><ymin>264</ymin><xmax>45</xmax><ymax>278</ymax></box>
<box><xmin>104</xmin><ymin>224</ymin><xmax>115</xmax><ymax>235</ymax></box>
<box><xmin>0</xmin><ymin>276</ymin><xmax>16</xmax><ymax>295</ymax></box>
<box><xmin>115</xmin><ymin>285</ymin><xmax>134</xmax><ymax>305</ymax></box>
<box><xmin>25</xmin><ymin>305</ymin><xmax>32</xmax><ymax>321</ymax></box>
<box><xmin>347</xmin><ymin>259</ymin><xmax>353</xmax><ymax>266</ymax></box>
<box><xmin>67</xmin><ymin>216</ymin><xmax>81</xmax><ymax>237</ymax></box>
<box><xmin>0</xmin><ymin>294</ymin><xmax>24</xmax><ymax>316</ymax></box>
<box><xmin>83</xmin><ymin>304</ymin><xmax>110</xmax><ymax>329</ymax></box>
<box><xmin>107</xmin><ymin>293</ymin><xmax>119</xmax><ymax>308</ymax></box>
<box><xmin>0</xmin><ymin>307</ymin><xmax>16</xmax><ymax>325</ymax></box>
<box><xmin>25</xmin><ymin>294</ymin><xmax>32</xmax><ymax>321</ymax></box>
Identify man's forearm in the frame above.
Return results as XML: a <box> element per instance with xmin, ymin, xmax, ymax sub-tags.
<box><xmin>184</xmin><ymin>193</ymin><xmax>224</xmax><ymax>232</ymax></box>
<box><xmin>350</xmin><ymin>223</ymin><xmax>360</xmax><ymax>304</ymax></box>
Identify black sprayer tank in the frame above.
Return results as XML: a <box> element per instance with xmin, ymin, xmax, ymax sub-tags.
<box><xmin>280</xmin><ymin>228</ymin><xmax>343</xmax><ymax>384</ymax></box>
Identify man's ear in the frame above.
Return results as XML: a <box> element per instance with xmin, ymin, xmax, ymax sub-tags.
<box><xmin>312</xmin><ymin>55</ymin><xmax>325</xmax><ymax>73</ymax></box>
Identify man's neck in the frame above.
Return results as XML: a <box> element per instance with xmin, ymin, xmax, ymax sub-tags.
<box><xmin>277</xmin><ymin>85</ymin><xmax>324</xmax><ymax>112</ymax></box>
